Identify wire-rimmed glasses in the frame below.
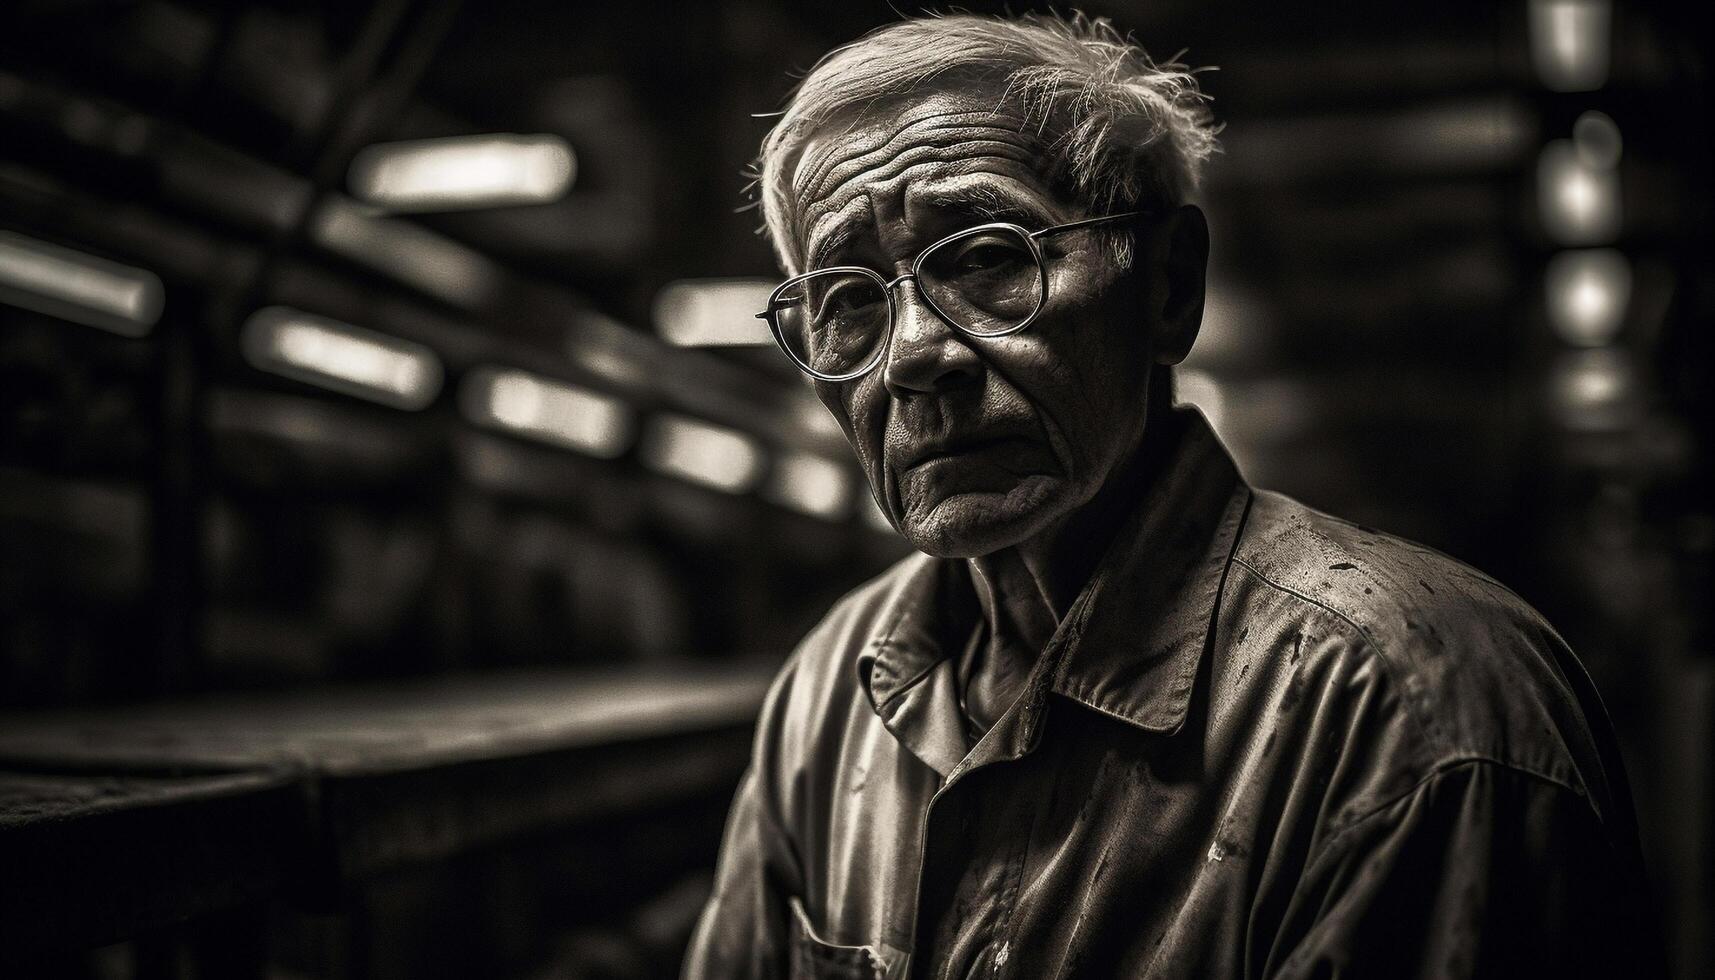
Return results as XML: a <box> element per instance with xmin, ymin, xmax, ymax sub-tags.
<box><xmin>758</xmin><ymin>211</ymin><xmax>1145</xmax><ymax>382</ymax></box>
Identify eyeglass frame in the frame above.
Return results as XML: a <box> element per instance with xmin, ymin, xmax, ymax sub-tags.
<box><xmin>756</xmin><ymin>210</ymin><xmax>1150</xmax><ymax>382</ymax></box>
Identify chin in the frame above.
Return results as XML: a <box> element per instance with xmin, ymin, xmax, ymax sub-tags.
<box><xmin>896</xmin><ymin>475</ymin><xmax>1064</xmax><ymax>557</ymax></box>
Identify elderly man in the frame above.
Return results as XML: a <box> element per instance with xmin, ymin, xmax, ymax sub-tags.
<box><xmin>686</xmin><ymin>12</ymin><xmax>1654</xmax><ymax>979</ymax></box>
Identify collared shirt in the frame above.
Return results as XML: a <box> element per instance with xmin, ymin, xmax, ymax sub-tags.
<box><xmin>684</xmin><ymin>410</ymin><xmax>1656</xmax><ymax>979</ymax></box>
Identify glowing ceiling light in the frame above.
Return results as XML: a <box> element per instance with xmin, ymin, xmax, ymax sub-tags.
<box><xmin>309</xmin><ymin>197</ymin><xmax>498</xmax><ymax>309</ymax></box>
<box><xmin>766</xmin><ymin>453</ymin><xmax>853</xmax><ymax>519</ymax></box>
<box><xmin>1529</xmin><ymin>0</ymin><xmax>1611</xmax><ymax>93</ymax></box>
<box><xmin>460</xmin><ymin>366</ymin><xmax>634</xmax><ymax>459</ymax></box>
<box><xmin>348</xmin><ymin>134</ymin><xmax>576</xmax><ymax>212</ymax></box>
<box><xmin>0</xmin><ymin>231</ymin><xmax>164</xmax><ymax>337</ymax></box>
<box><xmin>241</xmin><ymin>306</ymin><xmax>442</xmax><ymax>410</ymax></box>
<box><xmin>1546</xmin><ymin>248</ymin><xmax>1631</xmax><ymax>347</ymax></box>
<box><xmin>653</xmin><ymin>278</ymin><xmax>776</xmax><ymax>346</ymax></box>
<box><xmin>1537</xmin><ymin>139</ymin><xmax>1620</xmax><ymax>246</ymax></box>
<box><xmin>640</xmin><ymin>415</ymin><xmax>764</xmax><ymax>494</ymax></box>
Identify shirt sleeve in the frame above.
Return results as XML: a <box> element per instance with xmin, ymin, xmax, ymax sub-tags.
<box><xmin>682</xmin><ymin>664</ymin><xmax>804</xmax><ymax>979</ymax></box>
<box><xmin>1265</xmin><ymin>758</ymin><xmax>1660</xmax><ymax>979</ymax></box>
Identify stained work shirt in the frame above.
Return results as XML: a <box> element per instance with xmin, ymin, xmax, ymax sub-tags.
<box><xmin>685</xmin><ymin>411</ymin><xmax>1654</xmax><ymax>978</ymax></box>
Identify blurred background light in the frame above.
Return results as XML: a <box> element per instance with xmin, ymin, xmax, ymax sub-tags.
<box><xmin>348</xmin><ymin>134</ymin><xmax>576</xmax><ymax>212</ymax></box>
<box><xmin>793</xmin><ymin>395</ymin><xmax>847</xmax><ymax>443</ymax></box>
<box><xmin>1180</xmin><ymin>281</ymin><xmax>1268</xmax><ymax>372</ymax></box>
<box><xmin>764</xmin><ymin>453</ymin><xmax>852</xmax><ymax>520</ymax></box>
<box><xmin>565</xmin><ymin>312</ymin><xmax>656</xmax><ymax>389</ymax></box>
<box><xmin>460</xmin><ymin>366</ymin><xmax>634</xmax><ymax>459</ymax></box>
<box><xmin>1376</xmin><ymin>98</ymin><xmax>1535</xmax><ymax>170</ymax></box>
<box><xmin>1173</xmin><ymin>368</ymin><xmax>1230</xmax><ymax>436</ymax></box>
<box><xmin>1537</xmin><ymin>138</ymin><xmax>1621</xmax><ymax>245</ymax></box>
<box><xmin>0</xmin><ymin>231</ymin><xmax>164</xmax><ymax>337</ymax></box>
<box><xmin>309</xmin><ymin>197</ymin><xmax>500</xmax><ymax>309</ymax></box>
<box><xmin>241</xmin><ymin>306</ymin><xmax>443</xmax><ymax>410</ymax></box>
<box><xmin>639</xmin><ymin>415</ymin><xmax>763</xmax><ymax>494</ymax></box>
<box><xmin>859</xmin><ymin>493</ymin><xmax>895</xmax><ymax>534</ymax></box>
<box><xmin>1572</xmin><ymin>109</ymin><xmax>1623</xmax><ymax>169</ymax></box>
<box><xmin>1551</xmin><ymin>347</ymin><xmax>1639</xmax><ymax>431</ymax></box>
<box><xmin>1219</xmin><ymin>97</ymin><xmax>1534</xmax><ymax>183</ymax></box>
<box><xmin>1546</xmin><ymin>248</ymin><xmax>1632</xmax><ymax>347</ymax></box>
<box><xmin>1529</xmin><ymin>0</ymin><xmax>1612</xmax><ymax>92</ymax></box>
<box><xmin>654</xmin><ymin>278</ymin><xmax>775</xmax><ymax>346</ymax></box>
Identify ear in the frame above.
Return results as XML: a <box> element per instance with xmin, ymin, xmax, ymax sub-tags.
<box><xmin>1151</xmin><ymin>204</ymin><xmax>1209</xmax><ymax>365</ymax></box>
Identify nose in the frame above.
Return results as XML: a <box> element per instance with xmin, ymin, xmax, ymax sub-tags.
<box><xmin>880</xmin><ymin>277</ymin><xmax>982</xmax><ymax>396</ymax></box>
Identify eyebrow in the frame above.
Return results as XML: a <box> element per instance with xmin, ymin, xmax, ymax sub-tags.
<box><xmin>919</xmin><ymin>184</ymin><xmax>1056</xmax><ymax>228</ymax></box>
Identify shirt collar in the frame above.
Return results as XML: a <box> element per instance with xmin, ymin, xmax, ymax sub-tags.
<box><xmin>855</xmin><ymin>409</ymin><xmax>1250</xmax><ymax>750</ymax></box>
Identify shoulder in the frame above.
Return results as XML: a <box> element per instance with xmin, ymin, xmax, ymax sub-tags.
<box><xmin>1223</xmin><ymin>489</ymin><xmax>1620</xmax><ymax>819</ymax></box>
<box><xmin>755</xmin><ymin>551</ymin><xmax>936</xmax><ymax>742</ymax></box>
<box><xmin>778</xmin><ymin>551</ymin><xmax>936</xmax><ymax>690</ymax></box>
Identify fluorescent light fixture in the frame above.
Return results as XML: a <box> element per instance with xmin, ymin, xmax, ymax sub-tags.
<box><xmin>310</xmin><ymin>197</ymin><xmax>499</xmax><ymax>309</ymax></box>
<box><xmin>1537</xmin><ymin>139</ymin><xmax>1620</xmax><ymax>246</ymax></box>
<box><xmin>654</xmin><ymin>278</ymin><xmax>776</xmax><ymax>346</ymax></box>
<box><xmin>460</xmin><ymin>366</ymin><xmax>634</xmax><ymax>459</ymax></box>
<box><xmin>241</xmin><ymin>306</ymin><xmax>443</xmax><ymax>410</ymax></box>
<box><xmin>0</xmin><ymin>231</ymin><xmax>164</xmax><ymax>337</ymax></box>
<box><xmin>348</xmin><ymin>134</ymin><xmax>576</xmax><ymax>212</ymax></box>
<box><xmin>640</xmin><ymin>414</ymin><xmax>764</xmax><ymax>494</ymax></box>
<box><xmin>766</xmin><ymin>453</ymin><xmax>853</xmax><ymax>519</ymax></box>
<box><xmin>1546</xmin><ymin>248</ymin><xmax>1631</xmax><ymax>347</ymax></box>
<box><xmin>1529</xmin><ymin>0</ymin><xmax>1611</xmax><ymax>93</ymax></box>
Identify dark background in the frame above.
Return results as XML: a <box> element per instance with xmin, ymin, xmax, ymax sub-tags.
<box><xmin>0</xmin><ymin>0</ymin><xmax>1709</xmax><ymax>977</ymax></box>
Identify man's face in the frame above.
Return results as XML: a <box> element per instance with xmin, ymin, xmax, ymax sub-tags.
<box><xmin>791</xmin><ymin>88</ymin><xmax>1168</xmax><ymax>558</ymax></box>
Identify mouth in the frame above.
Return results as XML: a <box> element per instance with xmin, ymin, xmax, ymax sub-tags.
<box><xmin>899</xmin><ymin>433</ymin><xmax>1031</xmax><ymax>472</ymax></box>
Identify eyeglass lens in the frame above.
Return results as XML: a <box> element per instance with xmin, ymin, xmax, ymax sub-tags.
<box><xmin>771</xmin><ymin>225</ymin><xmax>1045</xmax><ymax>379</ymax></box>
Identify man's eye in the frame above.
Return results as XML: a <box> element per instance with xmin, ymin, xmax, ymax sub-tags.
<box><xmin>950</xmin><ymin>237</ymin><xmax>1030</xmax><ymax>273</ymax></box>
<box><xmin>820</xmin><ymin>281</ymin><xmax>882</xmax><ymax>316</ymax></box>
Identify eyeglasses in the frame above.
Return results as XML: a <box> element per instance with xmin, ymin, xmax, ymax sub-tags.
<box><xmin>758</xmin><ymin>211</ymin><xmax>1146</xmax><ymax>382</ymax></box>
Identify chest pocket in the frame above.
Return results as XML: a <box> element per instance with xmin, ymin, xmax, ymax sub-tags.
<box><xmin>788</xmin><ymin>896</ymin><xmax>901</xmax><ymax>980</ymax></box>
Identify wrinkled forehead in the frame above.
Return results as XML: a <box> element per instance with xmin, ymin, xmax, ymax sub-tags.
<box><xmin>785</xmin><ymin>86</ymin><xmax>1059</xmax><ymax>265</ymax></box>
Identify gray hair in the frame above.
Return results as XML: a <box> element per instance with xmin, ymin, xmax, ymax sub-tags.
<box><xmin>755</xmin><ymin>11</ymin><xmax>1220</xmax><ymax>274</ymax></box>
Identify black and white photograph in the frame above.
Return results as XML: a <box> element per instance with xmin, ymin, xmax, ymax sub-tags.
<box><xmin>0</xmin><ymin>1</ymin><xmax>1708</xmax><ymax>977</ymax></box>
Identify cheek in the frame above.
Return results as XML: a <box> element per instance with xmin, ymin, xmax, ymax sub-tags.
<box><xmin>1057</xmin><ymin>340</ymin><xmax>1149</xmax><ymax>471</ymax></box>
<box><xmin>1005</xmin><ymin>302</ymin><xmax>1149</xmax><ymax>470</ymax></box>
<box><xmin>814</xmin><ymin>379</ymin><xmax>889</xmax><ymax>479</ymax></box>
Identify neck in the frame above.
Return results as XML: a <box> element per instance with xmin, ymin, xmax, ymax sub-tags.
<box><xmin>962</xmin><ymin>407</ymin><xmax>1177</xmax><ymax>688</ymax></box>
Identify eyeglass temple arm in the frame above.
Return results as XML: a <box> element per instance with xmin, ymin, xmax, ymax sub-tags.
<box><xmin>1028</xmin><ymin>210</ymin><xmax>1150</xmax><ymax>239</ymax></box>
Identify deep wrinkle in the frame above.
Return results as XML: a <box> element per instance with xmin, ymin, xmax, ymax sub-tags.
<box><xmin>793</xmin><ymin>108</ymin><xmax>1033</xmax><ymax>219</ymax></box>
<box><xmin>794</xmin><ymin>105</ymin><xmax>1041</xmax><ymax>270</ymax></box>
